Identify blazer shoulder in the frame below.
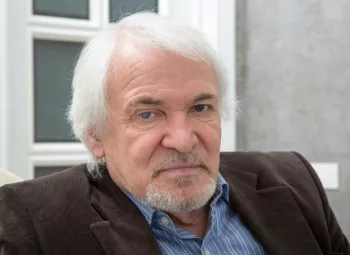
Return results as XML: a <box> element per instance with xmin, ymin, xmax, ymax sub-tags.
<box><xmin>220</xmin><ymin>151</ymin><xmax>309</xmax><ymax>172</ymax></box>
<box><xmin>0</xmin><ymin>164</ymin><xmax>104</xmax><ymax>254</ymax></box>
<box><xmin>0</xmin><ymin>164</ymin><xmax>92</xmax><ymax>215</ymax></box>
<box><xmin>2</xmin><ymin>164</ymin><xmax>89</xmax><ymax>192</ymax></box>
<box><xmin>219</xmin><ymin>151</ymin><xmax>317</xmax><ymax>188</ymax></box>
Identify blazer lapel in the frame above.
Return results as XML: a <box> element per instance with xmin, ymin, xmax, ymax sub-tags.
<box><xmin>89</xmin><ymin>175</ymin><xmax>162</xmax><ymax>255</ymax></box>
<box><xmin>221</xmin><ymin>164</ymin><xmax>323</xmax><ymax>255</ymax></box>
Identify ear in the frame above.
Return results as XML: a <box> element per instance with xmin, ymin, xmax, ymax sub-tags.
<box><xmin>86</xmin><ymin>134</ymin><xmax>105</xmax><ymax>159</ymax></box>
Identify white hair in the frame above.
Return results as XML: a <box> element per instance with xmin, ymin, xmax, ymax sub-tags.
<box><xmin>68</xmin><ymin>12</ymin><xmax>231</xmax><ymax>178</ymax></box>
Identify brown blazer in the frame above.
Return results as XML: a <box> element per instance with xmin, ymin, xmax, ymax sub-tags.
<box><xmin>0</xmin><ymin>152</ymin><xmax>349</xmax><ymax>255</ymax></box>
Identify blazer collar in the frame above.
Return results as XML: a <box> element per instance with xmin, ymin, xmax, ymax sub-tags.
<box><xmin>89</xmin><ymin>174</ymin><xmax>162</xmax><ymax>255</ymax></box>
<box><xmin>89</xmin><ymin>163</ymin><xmax>323</xmax><ymax>255</ymax></box>
<box><xmin>220</xmin><ymin>162</ymin><xmax>323</xmax><ymax>255</ymax></box>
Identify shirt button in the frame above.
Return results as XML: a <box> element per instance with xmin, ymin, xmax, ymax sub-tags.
<box><xmin>160</xmin><ymin>217</ymin><xmax>169</xmax><ymax>226</ymax></box>
<box><xmin>204</xmin><ymin>249</ymin><xmax>211</xmax><ymax>255</ymax></box>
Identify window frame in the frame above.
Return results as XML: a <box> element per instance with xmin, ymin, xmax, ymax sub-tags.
<box><xmin>28</xmin><ymin>0</ymin><xmax>101</xmax><ymax>29</ymax></box>
<box><xmin>1</xmin><ymin>0</ymin><xmax>236</xmax><ymax>179</ymax></box>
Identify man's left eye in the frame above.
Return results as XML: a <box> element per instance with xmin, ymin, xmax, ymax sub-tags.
<box><xmin>194</xmin><ymin>104</ymin><xmax>209</xmax><ymax>112</ymax></box>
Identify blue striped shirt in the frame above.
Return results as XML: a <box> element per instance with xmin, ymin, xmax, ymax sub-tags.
<box><xmin>125</xmin><ymin>174</ymin><xmax>266</xmax><ymax>255</ymax></box>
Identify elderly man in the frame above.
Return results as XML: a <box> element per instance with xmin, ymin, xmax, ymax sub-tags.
<box><xmin>0</xmin><ymin>13</ymin><xmax>349</xmax><ymax>255</ymax></box>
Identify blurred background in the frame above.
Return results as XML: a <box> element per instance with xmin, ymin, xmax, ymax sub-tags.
<box><xmin>0</xmin><ymin>0</ymin><xmax>349</xmax><ymax>237</ymax></box>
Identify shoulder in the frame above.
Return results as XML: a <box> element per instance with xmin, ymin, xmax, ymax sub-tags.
<box><xmin>219</xmin><ymin>151</ymin><xmax>326</xmax><ymax>207</ymax></box>
<box><xmin>220</xmin><ymin>151</ymin><xmax>309</xmax><ymax>173</ymax></box>
<box><xmin>219</xmin><ymin>151</ymin><xmax>317</xmax><ymax>187</ymax></box>
<box><xmin>0</xmin><ymin>164</ymin><xmax>103</xmax><ymax>253</ymax></box>
<box><xmin>0</xmin><ymin>164</ymin><xmax>94</xmax><ymax>226</ymax></box>
<box><xmin>219</xmin><ymin>151</ymin><xmax>326</xmax><ymax>224</ymax></box>
<box><xmin>0</xmin><ymin>164</ymin><xmax>91</xmax><ymax>204</ymax></box>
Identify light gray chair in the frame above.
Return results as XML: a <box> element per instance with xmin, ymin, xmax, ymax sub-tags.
<box><xmin>0</xmin><ymin>168</ymin><xmax>23</xmax><ymax>186</ymax></box>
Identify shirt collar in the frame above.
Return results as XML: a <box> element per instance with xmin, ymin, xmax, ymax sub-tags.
<box><xmin>216</xmin><ymin>172</ymin><xmax>230</xmax><ymax>202</ymax></box>
<box><xmin>123</xmin><ymin>172</ymin><xmax>230</xmax><ymax>226</ymax></box>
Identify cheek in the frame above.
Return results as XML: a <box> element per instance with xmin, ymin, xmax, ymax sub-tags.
<box><xmin>127</xmin><ymin>129</ymin><xmax>164</xmax><ymax>161</ymax></box>
<box><xmin>124</xmin><ymin>130</ymin><xmax>165</xmax><ymax>192</ymax></box>
<box><xmin>197</xmin><ymin>120</ymin><xmax>221</xmax><ymax>149</ymax></box>
<box><xmin>104</xmin><ymin>127</ymin><xmax>165</xmax><ymax>195</ymax></box>
<box><xmin>195</xmin><ymin>121</ymin><xmax>221</xmax><ymax>170</ymax></box>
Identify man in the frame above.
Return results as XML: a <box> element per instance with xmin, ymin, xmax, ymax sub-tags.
<box><xmin>0</xmin><ymin>12</ymin><xmax>349</xmax><ymax>255</ymax></box>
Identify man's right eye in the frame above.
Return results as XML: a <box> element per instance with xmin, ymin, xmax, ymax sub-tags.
<box><xmin>139</xmin><ymin>112</ymin><xmax>153</xmax><ymax>119</ymax></box>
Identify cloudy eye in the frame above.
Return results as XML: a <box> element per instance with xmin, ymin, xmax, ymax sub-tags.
<box><xmin>194</xmin><ymin>104</ymin><xmax>209</xmax><ymax>112</ymax></box>
<box><xmin>139</xmin><ymin>112</ymin><xmax>153</xmax><ymax>119</ymax></box>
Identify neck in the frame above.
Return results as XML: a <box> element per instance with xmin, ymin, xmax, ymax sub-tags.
<box><xmin>167</xmin><ymin>205</ymin><xmax>210</xmax><ymax>239</ymax></box>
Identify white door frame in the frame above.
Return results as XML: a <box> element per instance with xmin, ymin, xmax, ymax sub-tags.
<box><xmin>0</xmin><ymin>0</ymin><xmax>8</xmax><ymax>169</ymax></box>
<box><xmin>195</xmin><ymin>0</ymin><xmax>236</xmax><ymax>151</ymax></box>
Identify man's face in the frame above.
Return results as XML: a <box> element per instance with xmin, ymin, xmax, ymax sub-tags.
<box><xmin>92</xmin><ymin>42</ymin><xmax>221</xmax><ymax>212</ymax></box>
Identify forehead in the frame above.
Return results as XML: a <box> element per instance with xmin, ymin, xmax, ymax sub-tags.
<box><xmin>107</xmin><ymin>42</ymin><xmax>218</xmax><ymax>105</ymax></box>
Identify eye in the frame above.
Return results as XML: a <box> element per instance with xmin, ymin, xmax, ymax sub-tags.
<box><xmin>139</xmin><ymin>112</ymin><xmax>153</xmax><ymax>119</ymax></box>
<box><xmin>193</xmin><ymin>104</ymin><xmax>209</xmax><ymax>112</ymax></box>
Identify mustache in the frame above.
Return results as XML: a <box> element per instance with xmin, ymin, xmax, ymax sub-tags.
<box><xmin>152</xmin><ymin>152</ymin><xmax>210</xmax><ymax>178</ymax></box>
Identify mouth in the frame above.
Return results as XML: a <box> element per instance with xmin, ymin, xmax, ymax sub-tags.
<box><xmin>154</xmin><ymin>163</ymin><xmax>203</xmax><ymax>177</ymax></box>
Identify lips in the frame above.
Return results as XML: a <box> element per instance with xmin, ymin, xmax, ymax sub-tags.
<box><xmin>152</xmin><ymin>162</ymin><xmax>202</xmax><ymax>178</ymax></box>
<box><xmin>161</xmin><ymin>163</ymin><xmax>201</xmax><ymax>171</ymax></box>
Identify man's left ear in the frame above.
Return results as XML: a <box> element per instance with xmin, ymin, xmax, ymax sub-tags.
<box><xmin>86</xmin><ymin>133</ymin><xmax>105</xmax><ymax>159</ymax></box>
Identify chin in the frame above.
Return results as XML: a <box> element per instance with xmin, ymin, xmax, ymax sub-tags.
<box><xmin>140</xmin><ymin>177</ymin><xmax>217</xmax><ymax>212</ymax></box>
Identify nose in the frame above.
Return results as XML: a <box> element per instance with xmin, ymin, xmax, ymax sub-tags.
<box><xmin>161</xmin><ymin>113</ymin><xmax>198</xmax><ymax>153</ymax></box>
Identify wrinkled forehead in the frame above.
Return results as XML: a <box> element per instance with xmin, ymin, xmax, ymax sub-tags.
<box><xmin>106</xmin><ymin>41</ymin><xmax>218</xmax><ymax>95</ymax></box>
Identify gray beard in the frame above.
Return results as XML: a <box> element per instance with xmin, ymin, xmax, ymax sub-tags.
<box><xmin>139</xmin><ymin>175</ymin><xmax>217</xmax><ymax>213</ymax></box>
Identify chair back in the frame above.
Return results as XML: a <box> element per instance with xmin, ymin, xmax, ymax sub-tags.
<box><xmin>0</xmin><ymin>168</ymin><xmax>23</xmax><ymax>186</ymax></box>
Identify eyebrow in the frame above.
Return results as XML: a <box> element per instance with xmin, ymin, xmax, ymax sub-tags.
<box><xmin>192</xmin><ymin>93</ymin><xmax>217</xmax><ymax>103</ymax></box>
<box><xmin>133</xmin><ymin>96</ymin><xmax>164</xmax><ymax>106</ymax></box>
<box><xmin>126</xmin><ymin>96</ymin><xmax>164</xmax><ymax>112</ymax></box>
<box><xmin>127</xmin><ymin>93</ymin><xmax>217</xmax><ymax>111</ymax></box>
